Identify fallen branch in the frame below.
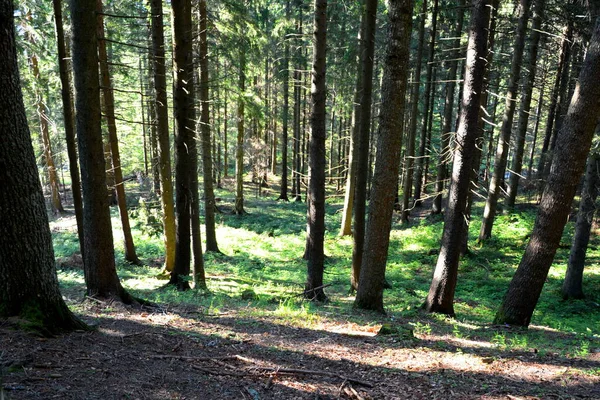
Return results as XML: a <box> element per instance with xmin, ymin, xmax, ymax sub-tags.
<box><xmin>295</xmin><ymin>283</ymin><xmax>333</xmax><ymax>298</ymax></box>
<box><xmin>254</xmin><ymin>366</ymin><xmax>373</xmax><ymax>388</ymax></box>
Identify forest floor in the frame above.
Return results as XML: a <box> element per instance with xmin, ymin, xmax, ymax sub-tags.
<box><xmin>2</xmin><ymin>177</ymin><xmax>600</xmax><ymax>399</ymax></box>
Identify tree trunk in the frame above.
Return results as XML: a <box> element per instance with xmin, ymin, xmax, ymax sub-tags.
<box><xmin>170</xmin><ymin>0</ymin><xmax>196</xmax><ymax>290</ymax></box>
<box><xmin>149</xmin><ymin>0</ymin><xmax>176</xmax><ymax>272</ymax></box>
<box><xmin>401</xmin><ymin>0</ymin><xmax>427</xmax><ymax>223</ymax></box>
<box><xmin>339</xmin><ymin>14</ymin><xmax>366</xmax><ymax>236</ymax></box>
<box><xmin>424</xmin><ymin>0</ymin><xmax>491</xmax><ymax>315</ymax></box>
<box><xmin>413</xmin><ymin>0</ymin><xmax>439</xmax><ymax>207</ymax></box>
<box><xmin>278</xmin><ymin>0</ymin><xmax>291</xmax><ymax>201</ymax></box>
<box><xmin>478</xmin><ymin>0</ymin><xmax>531</xmax><ymax>242</ymax></box>
<box><xmin>494</xmin><ymin>16</ymin><xmax>600</xmax><ymax>327</ymax></box>
<box><xmin>235</xmin><ymin>45</ymin><xmax>247</xmax><ymax>214</ymax></box>
<box><xmin>70</xmin><ymin>0</ymin><xmax>132</xmax><ymax>302</ymax></box>
<box><xmin>350</xmin><ymin>0</ymin><xmax>378</xmax><ymax>291</ymax></box>
<box><xmin>0</xmin><ymin>0</ymin><xmax>88</xmax><ymax>334</ymax></box>
<box><xmin>53</xmin><ymin>0</ymin><xmax>84</xmax><ymax>256</ymax></box>
<box><xmin>432</xmin><ymin>0</ymin><xmax>465</xmax><ymax>214</ymax></box>
<box><xmin>293</xmin><ymin>12</ymin><xmax>303</xmax><ymax>202</ymax></box>
<box><xmin>354</xmin><ymin>0</ymin><xmax>413</xmax><ymax>312</ymax></box>
<box><xmin>305</xmin><ymin>0</ymin><xmax>328</xmax><ymax>302</ymax></box>
<box><xmin>506</xmin><ymin>0</ymin><xmax>544</xmax><ymax>208</ymax></box>
<box><xmin>562</xmin><ymin>150</ymin><xmax>600</xmax><ymax>299</ymax></box>
<box><xmin>197</xmin><ymin>0</ymin><xmax>220</xmax><ymax>252</ymax></box>
<box><xmin>97</xmin><ymin>0</ymin><xmax>141</xmax><ymax>265</ymax></box>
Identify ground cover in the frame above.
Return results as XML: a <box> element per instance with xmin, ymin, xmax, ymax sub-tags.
<box><xmin>1</xmin><ymin>180</ymin><xmax>599</xmax><ymax>399</ymax></box>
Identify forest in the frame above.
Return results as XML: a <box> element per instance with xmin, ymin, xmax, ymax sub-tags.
<box><xmin>1</xmin><ymin>0</ymin><xmax>600</xmax><ymax>398</ymax></box>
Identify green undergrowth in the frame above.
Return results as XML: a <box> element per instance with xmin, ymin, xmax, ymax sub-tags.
<box><xmin>51</xmin><ymin>195</ymin><xmax>600</xmax><ymax>361</ymax></box>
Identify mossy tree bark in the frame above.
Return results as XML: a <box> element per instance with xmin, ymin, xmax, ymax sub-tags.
<box><xmin>0</xmin><ymin>0</ymin><xmax>87</xmax><ymax>334</ymax></box>
<box><xmin>495</xmin><ymin>15</ymin><xmax>600</xmax><ymax>327</ymax></box>
<box><xmin>354</xmin><ymin>0</ymin><xmax>413</xmax><ymax>312</ymax></box>
<box><xmin>70</xmin><ymin>0</ymin><xmax>132</xmax><ymax>302</ymax></box>
<box><xmin>424</xmin><ymin>0</ymin><xmax>491</xmax><ymax>316</ymax></box>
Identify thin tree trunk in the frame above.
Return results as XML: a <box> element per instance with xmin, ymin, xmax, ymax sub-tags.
<box><xmin>413</xmin><ymin>0</ymin><xmax>439</xmax><ymax>207</ymax></box>
<box><xmin>97</xmin><ymin>1</ymin><xmax>141</xmax><ymax>265</ymax></box>
<box><xmin>562</xmin><ymin>149</ymin><xmax>600</xmax><ymax>299</ymax></box>
<box><xmin>424</xmin><ymin>0</ymin><xmax>491</xmax><ymax>315</ymax></box>
<box><xmin>53</xmin><ymin>0</ymin><xmax>84</xmax><ymax>255</ymax></box>
<box><xmin>278</xmin><ymin>0</ymin><xmax>291</xmax><ymax>201</ymax></box>
<box><xmin>494</xmin><ymin>16</ymin><xmax>600</xmax><ymax>327</ymax></box>
<box><xmin>197</xmin><ymin>0</ymin><xmax>220</xmax><ymax>252</ymax></box>
<box><xmin>354</xmin><ymin>0</ymin><xmax>413</xmax><ymax>312</ymax></box>
<box><xmin>149</xmin><ymin>0</ymin><xmax>176</xmax><ymax>272</ymax></box>
<box><xmin>401</xmin><ymin>0</ymin><xmax>427</xmax><ymax>223</ymax></box>
<box><xmin>235</xmin><ymin>45</ymin><xmax>247</xmax><ymax>214</ymax></box>
<box><xmin>432</xmin><ymin>0</ymin><xmax>465</xmax><ymax>214</ymax></box>
<box><xmin>478</xmin><ymin>0</ymin><xmax>531</xmax><ymax>242</ymax></box>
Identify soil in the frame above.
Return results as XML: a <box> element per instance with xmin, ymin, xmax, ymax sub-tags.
<box><xmin>1</xmin><ymin>301</ymin><xmax>599</xmax><ymax>400</ymax></box>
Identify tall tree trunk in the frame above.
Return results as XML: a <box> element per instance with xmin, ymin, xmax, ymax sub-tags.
<box><xmin>305</xmin><ymin>0</ymin><xmax>328</xmax><ymax>302</ymax></box>
<box><xmin>424</xmin><ymin>0</ymin><xmax>491</xmax><ymax>315</ymax></box>
<box><xmin>170</xmin><ymin>0</ymin><xmax>196</xmax><ymax>290</ymax></box>
<box><xmin>350</xmin><ymin>0</ymin><xmax>378</xmax><ymax>291</ymax></box>
<box><xmin>494</xmin><ymin>15</ymin><xmax>600</xmax><ymax>327</ymax></box>
<box><xmin>235</xmin><ymin>45</ymin><xmax>247</xmax><ymax>214</ymax></box>
<box><xmin>197</xmin><ymin>0</ymin><xmax>220</xmax><ymax>252</ymax></box>
<box><xmin>97</xmin><ymin>0</ymin><xmax>141</xmax><ymax>265</ymax></box>
<box><xmin>562</xmin><ymin>149</ymin><xmax>600</xmax><ymax>299</ymax></box>
<box><xmin>0</xmin><ymin>0</ymin><xmax>88</xmax><ymax>334</ymax></box>
<box><xmin>506</xmin><ymin>0</ymin><xmax>544</xmax><ymax>208</ymax></box>
<box><xmin>53</xmin><ymin>0</ymin><xmax>84</xmax><ymax>255</ymax></box>
<box><xmin>70</xmin><ymin>0</ymin><xmax>132</xmax><ymax>302</ymax></box>
<box><xmin>432</xmin><ymin>0</ymin><xmax>465</xmax><ymax>214</ymax></box>
<box><xmin>478</xmin><ymin>0</ymin><xmax>531</xmax><ymax>242</ymax></box>
<box><xmin>401</xmin><ymin>0</ymin><xmax>427</xmax><ymax>223</ymax></box>
<box><xmin>412</xmin><ymin>0</ymin><xmax>439</xmax><ymax>207</ymax></box>
<box><xmin>278</xmin><ymin>0</ymin><xmax>291</xmax><ymax>201</ymax></box>
<box><xmin>149</xmin><ymin>0</ymin><xmax>176</xmax><ymax>272</ymax></box>
<box><xmin>526</xmin><ymin>81</ymin><xmax>545</xmax><ymax>179</ymax></box>
<box><xmin>293</xmin><ymin>11</ymin><xmax>303</xmax><ymax>202</ymax></box>
<box><xmin>339</xmin><ymin>14</ymin><xmax>366</xmax><ymax>236</ymax></box>
<box><xmin>354</xmin><ymin>0</ymin><xmax>413</xmax><ymax>312</ymax></box>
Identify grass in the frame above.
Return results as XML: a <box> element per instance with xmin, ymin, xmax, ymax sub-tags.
<box><xmin>50</xmin><ymin>188</ymin><xmax>600</xmax><ymax>362</ymax></box>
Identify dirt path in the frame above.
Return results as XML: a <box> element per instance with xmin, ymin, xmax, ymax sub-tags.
<box><xmin>2</xmin><ymin>302</ymin><xmax>598</xmax><ymax>399</ymax></box>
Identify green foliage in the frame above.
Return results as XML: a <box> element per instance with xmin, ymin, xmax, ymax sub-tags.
<box><xmin>52</xmin><ymin>195</ymin><xmax>600</xmax><ymax>360</ymax></box>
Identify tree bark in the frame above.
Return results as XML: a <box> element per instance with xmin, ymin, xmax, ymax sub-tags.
<box><xmin>350</xmin><ymin>0</ymin><xmax>378</xmax><ymax>291</ymax></box>
<box><xmin>401</xmin><ymin>0</ymin><xmax>427</xmax><ymax>223</ymax></box>
<box><xmin>305</xmin><ymin>0</ymin><xmax>328</xmax><ymax>302</ymax></box>
<box><xmin>494</xmin><ymin>16</ymin><xmax>600</xmax><ymax>327</ymax></box>
<box><xmin>432</xmin><ymin>0</ymin><xmax>465</xmax><ymax>214</ymax></box>
<box><xmin>0</xmin><ymin>0</ymin><xmax>88</xmax><ymax>334</ymax></box>
<box><xmin>478</xmin><ymin>0</ymin><xmax>531</xmax><ymax>242</ymax></box>
<box><xmin>53</xmin><ymin>0</ymin><xmax>84</xmax><ymax>256</ymax></box>
<box><xmin>424</xmin><ymin>0</ymin><xmax>491</xmax><ymax>315</ymax></box>
<box><xmin>149</xmin><ymin>0</ymin><xmax>176</xmax><ymax>272</ymax></box>
<box><xmin>562</xmin><ymin>150</ymin><xmax>600</xmax><ymax>299</ymax></box>
<box><xmin>412</xmin><ymin>0</ymin><xmax>439</xmax><ymax>207</ymax></box>
<box><xmin>197</xmin><ymin>0</ymin><xmax>220</xmax><ymax>252</ymax></box>
<box><xmin>278</xmin><ymin>0</ymin><xmax>291</xmax><ymax>201</ymax></box>
<box><xmin>170</xmin><ymin>0</ymin><xmax>196</xmax><ymax>290</ymax></box>
<box><xmin>235</xmin><ymin>44</ymin><xmax>247</xmax><ymax>214</ymax></box>
<box><xmin>354</xmin><ymin>0</ymin><xmax>413</xmax><ymax>312</ymax></box>
<box><xmin>70</xmin><ymin>0</ymin><xmax>132</xmax><ymax>301</ymax></box>
<box><xmin>506</xmin><ymin>0</ymin><xmax>544</xmax><ymax>208</ymax></box>
<box><xmin>97</xmin><ymin>0</ymin><xmax>141</xmax><ymax>265</ymax></box>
